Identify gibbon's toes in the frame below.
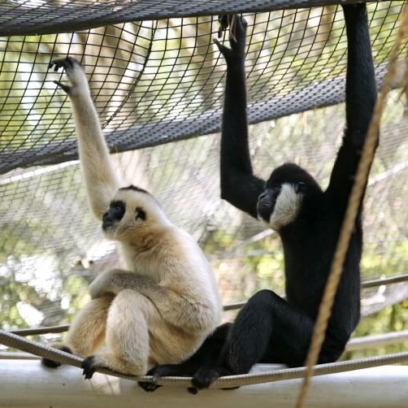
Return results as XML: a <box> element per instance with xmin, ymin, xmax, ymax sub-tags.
<box><xmin>41</xmin><ymin>358</ymin><xmax>61</xmax><ymax>368</ymax></box>
<box><xmin>81</xmin><ymin>355</ymin><xmax>97</xmax><ymax>379</ymax></box>
<box><xmin>138</xmin><ymin>381</ymin><xmax>161</xmax><ymax>393</ymax></box>
<box><xmin>192</xmin><ymin>366</ymin><xmax>238</xmax><ymax>391</ymax></box>
<box><xmin>41</xmin><ymin>345</ymin><xmax>73</xmax><ymax>368</ymax></box>
<box><xmin>137</xmin><ymin>364</ymin><xmax>171</xmax><ymax>392</ymax></box>
<box><xmin>191</xmin><ymin>367</ymin><xmax>221</xmax><ymax>390</ymax></box>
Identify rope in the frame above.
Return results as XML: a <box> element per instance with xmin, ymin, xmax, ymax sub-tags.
<box><xmin>295</xmin><ymin>6</ymin><xmax>408</xmax><ymax>408</ymax></box>
<box><xmin>1</xmin><ymin>328</ymin><xmax>408</xmax><ymax>388</ymax></box>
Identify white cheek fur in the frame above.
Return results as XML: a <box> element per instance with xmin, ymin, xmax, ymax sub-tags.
<box><xmin>269</xmin><ymin>183</ymin><xmax>303</xmax><ymax>230</ymax></box>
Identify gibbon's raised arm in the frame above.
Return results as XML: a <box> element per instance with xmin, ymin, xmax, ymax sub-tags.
<box><xmin>217</xmin><ymin>17</ymin><xmax>265</xmax><ymax>219</ymax></box>
<box><xmin>326</xmin><ymin>5</ymin><xmax>377</xmax><ymax>208</ymax></box>
<box><xmin>50</xmin><ymin>57</ymin><xmax>120</xmax><ymax>220</ymax></box>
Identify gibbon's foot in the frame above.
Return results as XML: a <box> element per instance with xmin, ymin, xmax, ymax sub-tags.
<box><xmin>138</xmin><ymin>366</ymin><xmax>168</xmax><ymax>392</ymax></box>
<box><xmin>48</xmin><ymin>56</ymin><xmax>82</xmax><ymax>94</ymax></box>
<box><xmin>41</xmin><ymin>345</ymin><xmax>73</xmax><ymax>368</ymax></box>
<box><xmin>213</xmin><ymin>15</ymin><xmax>247</xmax><ymax>62</ymax></box>
<box><xmin>138</xmin><ymin>364</ymin><xmax>190</xmax><ymax>393</ymax></box>
<box><xmin>190</xmin><ymin>366</ymin><xmax>238</xmax><ymax>393</ymax></box>
<box><xmin>138</xmin><ymin>380</ymin><xmax>161</xmax><ymax>393</ymax></box>
<box><xmin>81</xmin><ymin>355</ymin><xmax>98</xmax><ymax>379</ymax></box>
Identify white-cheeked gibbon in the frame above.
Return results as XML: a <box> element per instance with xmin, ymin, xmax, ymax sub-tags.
<box><xmin>42</xmin><ymin>57</ymin><xmax>222</xmax><ymax>379</ymax></box>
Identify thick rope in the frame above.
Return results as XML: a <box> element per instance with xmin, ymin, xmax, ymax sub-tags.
<box><xmin>295</xmin><ymin>6</ymin><xmax>408</xmax><ymax>408</ymax></box>
<box><xmin>1</xmin><ymin>328</ymin><xmax>408</xmax><ymax>388</ymax></box>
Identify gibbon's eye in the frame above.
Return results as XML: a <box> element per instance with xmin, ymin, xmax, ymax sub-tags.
<box><xmin>295</xmin><ymin>182</ymin><xmax>307</xmax><ymax>194</ymax></box>
<box><xmin>135</xmin><ymin>207</ymin><xmax>146</xmax><ymax>221</ymax></box>
<box><xmin>272</xmin><ymin>184</ymin><xmax>281</xmax><ymax>193</ymax></box>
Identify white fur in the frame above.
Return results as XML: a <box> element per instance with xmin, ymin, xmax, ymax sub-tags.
<box><xmin>51</xmin><ymin>59</ymin><xmax>222</xmax><ymax>376</ymax></box>
<box><xmin>268</xmin><ymin>183</ymin><xmax>303</xmax><ymax>231</ymax></box>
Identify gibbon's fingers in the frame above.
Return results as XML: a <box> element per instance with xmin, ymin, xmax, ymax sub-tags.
<box><xmin>229</xmin><ymin>15</ymin><xmax>247</xmax><ymax>53</ymax></box>
<box><xmin>88</xmin><ymin>272</ymin><xmax>110</xmax><ymax>299</ymax></box>
<box><xmin>214</xmin><ymin>17</ymin><xmax>246</xmax><ymax>61</ymax></box>
<box><xmin>49</xmin><ymin>56</ymin><xmax>77</xmax><ymax>72</ymax></box>
<box><xmin>218</xmin><ymin>15</ymin><xmax>230</xmax><ymax>38</ymax></box>
<box><xmin>213</xmin><ymin>38</ymin><xmax>230</xmax><ymax>57</ymax></box>
<box><xmin>53</xmin><ymin>80</ymin><xmax>71</xmax><ymax>94</ymax></box>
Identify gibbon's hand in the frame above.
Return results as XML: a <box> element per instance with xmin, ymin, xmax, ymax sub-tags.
<box><xmin>48</xmin><ymin>56</ymin><xmax>87</xmax><ymax>96</ymax></box>
<box><xmin>214</xmin><ymin>15</ymin><xmax>247</xmax><ymax>63</ymax></box>
<box><xmin>88</xmin><ymin>269</ymin><xmax>121</xmax><ymax>299</ymax></box>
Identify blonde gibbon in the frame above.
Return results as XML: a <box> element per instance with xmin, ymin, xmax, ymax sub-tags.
<box><xmin>42</xmin><ymin>57</ymin><xmax>222</xmax><ymax>379</ymax></box>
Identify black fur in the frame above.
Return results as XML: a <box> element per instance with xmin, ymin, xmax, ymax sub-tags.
<box><xmin>102</xmin><ymin>200</ymin><xmax>126</xmax><ymax>230</ymax></box>
<box><xmin>49</xmin><ymin>57</ymin><xmax>82</xmax><ymax>94</ymax></box>
<box><xmin>139</xmin><ymin>4</ymin><xmax>378</xmax><ymax>392</ymax></box>
<box><xmin>81</xmin><ymin>355</ymin><xmax>97</xmax><ymax>379</ymax></box>
<box><xmin>120</xmin><ymin>185</ymin><xmax>150</xmax><ymax>195</ymax></box>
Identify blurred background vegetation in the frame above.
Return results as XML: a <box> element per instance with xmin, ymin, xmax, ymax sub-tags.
<box><xmin>1</xmin><ymin>1</ymin><xmax>408</xmax><ymax>361</ymax></box>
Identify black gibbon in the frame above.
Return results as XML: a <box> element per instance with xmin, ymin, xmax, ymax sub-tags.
<box><xmin>42</xmin><ymin>57</ymin><xmax>222</xmax><ymax>379</ymax></box>
<box><xmin>139</xmin><ymin>3</ymin><xmax>378</xmax><ymax>392</ymax></box>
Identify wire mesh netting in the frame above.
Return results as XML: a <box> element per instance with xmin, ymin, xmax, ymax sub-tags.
<box><xmin>1</xmin><ymin>0</ymin><xmax>408</xmax><ymax>350</ymax></box>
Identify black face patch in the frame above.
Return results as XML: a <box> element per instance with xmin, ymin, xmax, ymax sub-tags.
<box><xmin>257</xmin><ymin>189</ymin><xmax>277</xmax><ymax>222</ymax></box>
<box><xmin>135</xmin><ymin>207</ymin><xmax>146</xmax><ymax>221</ymax></box>
<box><xmin>102</xmin><ymin>200</ymin><xmax>126</xmax><ymax>230</ymax></box>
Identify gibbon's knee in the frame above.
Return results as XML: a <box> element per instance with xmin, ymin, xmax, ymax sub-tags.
<box><xmin>65</xmin><ymin>294</ymin><xmax>114</xmax><ymax>357</ymax></box>
<box><xmin>104</xmin><ymin>290</ymin><xmax>154</xmax><ymax>370</ymax></box>
<box><xmin>245</xmin><ymin>289</ymin><xmax>278</xmax><ymax>311</ymax></box>
<box><xmin>318</xmin><ymin>330</ymin><xmax>349</xmax><ymax>364</ymax></box>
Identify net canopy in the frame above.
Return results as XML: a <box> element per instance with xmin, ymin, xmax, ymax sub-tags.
<box><xmin>1</xmin><ymin>0</ymin><xmax>408</xmax><ymax>344</ymax></box>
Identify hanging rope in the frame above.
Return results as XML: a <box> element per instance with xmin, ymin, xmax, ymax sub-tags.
<box><xmin>295</xmin><ymin>5</ymin><xmax>408</xmax><ymax>408</ymax></box>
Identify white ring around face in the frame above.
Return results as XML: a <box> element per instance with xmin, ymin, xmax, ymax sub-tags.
<box><xmin>268</xmin><ymin>183</ymin><xmax>303</xmax><ymax>230</ymax></box>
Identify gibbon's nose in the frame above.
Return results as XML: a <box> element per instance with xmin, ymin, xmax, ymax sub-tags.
<box><xmin>258</xmin><ymin>190</ymin><xmax>273</xmax><ymax>208</ymax></box>
<box><xmin>102</xmin><ymin>211</ymin><xmax>114</xmax><ymax>230</ymax></box>
<box><xmin>258</xmin><ymin>191</ymin><xmax>268</xmax><ymax>202</ymax></box>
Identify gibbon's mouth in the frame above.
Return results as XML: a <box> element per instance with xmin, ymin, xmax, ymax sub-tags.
<box><xmin>257</xmin><ymin>200</ymin><xmax>273</xmax><ymax>222</ymax></box>
<box><xmin>102</xmin><ymin>220</ymin><xmax>115</xmax><ymax>231</ymax></box>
